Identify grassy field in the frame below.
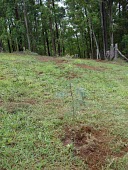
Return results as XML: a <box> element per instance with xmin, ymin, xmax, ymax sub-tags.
<box><xmin>0</xmin><ymin>53</ymin><xmax>128</xmax><ymax>170</ymax></box>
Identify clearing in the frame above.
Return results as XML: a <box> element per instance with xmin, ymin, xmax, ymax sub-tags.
<box><xmin>0</xmin><ymin>53</ymin><xmax>128</xmax><ymax>170</ymax></box>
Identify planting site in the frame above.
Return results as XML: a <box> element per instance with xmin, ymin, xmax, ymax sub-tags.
<box><xmin>0</xmin><ymin>53</ymin><xmax>128</xmax><ymax>170</ymax></box>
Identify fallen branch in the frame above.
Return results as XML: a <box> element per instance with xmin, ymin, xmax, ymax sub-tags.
<box><xmin>117</xmin><ymin>49</ymin><xmax>128</xmax><ymax>61</ymax></box>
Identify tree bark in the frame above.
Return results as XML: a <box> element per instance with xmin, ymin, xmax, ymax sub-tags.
<box><xmin>100</xmin><ymin>0</ymin><xmax>108</xmax><ymax>59</ymax></box>
<box><xmin>15</xmin><ymin>3</ymin><xmax>23</xmax><ymax>51</ymax></box>
<box><xmin>76</xmin><ymin>33</ymin><xmax>81</xmax><ymax>57</ymax></box>
<box><xmin>84</xmin><ymin>8</ymin><xmax>94</xmax><ymax>59</ymax></box>
<box><xmin>0</xmin><ymin>40</ymin><xmax>3</xmax><ymax>52</ymax></box>
<box><xmin>23</xmin><ymin>0</ymin><xmax>31</xmax><ymax>51</ymax></box>
<box><xmin>109</xmin><ymin>0</ymin><xmax>114</xmax><ymax>46</ymax></box>
<box><xmin>52</xmin><ymin>0</ymin><xmax>61</xmax><ymax>56</ymax></box>
<box><xmin>45</xmin><ymin>29</ymin><xmax>51</xmax><ymax>56</ymax></box>
<box><xmin>7</xmin><ymin>39</ymin><xmax>12</xmax><ymax>53</ymax></box>
<box><xmin>114</xmin><ymin>43</ymin><xmax>118</xmax><ymax>60</ymax></box>
<box><xmin>48</xmin><ymin>0</ymin><xmax>56</xmax><ymax>56</ymax></box>
<box><xmin>92</xmin><ymin>29</ymin><xmax>101</xmax><ymax>60</ymax></box>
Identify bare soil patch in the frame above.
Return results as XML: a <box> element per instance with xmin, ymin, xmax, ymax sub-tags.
<box><xmin>0</xmin><ymin>77</ymin><xmax>5</xmax><ymax>80</ymax></box>
<box><xmin>38</xmin><ymin>56</ymin><xmax>55</xmax><ymax>62</ymax></box>
<box><xmin>5</xmin><ymin>99</ymin><xmax>37</xmax><ymax>113</ymax></box>
<box><xmin>65</xmin><ymin>72</ymin><xmax>81</xmax><ymax>79</ymax></box>
<box><xmin>95</xmin><ymin>59</ymin><xmax>107</xmax><ymax>63</ymax></box>
<box><xmin>38</xmin><ymin>56</ymin><xmax>68</xmax><ymax>64</ymax></box>
<box><xmin>61</xmin><ymin>125</ymin><xmax>128</xmax><ymax>170</ymax></box>
<box><xmin>37</xmin><ymin>71</ymin><xmax>44</xmax><ymax>75</ymax></box>
<box><xmin>75</xmin><ymin>64</ymin><xmax>105</xmax><ymax>71</ymax></box>
<box><xmin>43</xmin><ymin>99</ymin><xmax>63</xmax><ymax>108</ymax></box>
<box><xmin>55</xmin><ymin>59</ymin><xmax>68</xmax><ymax>64</ymax></box>
<box><xmin>23</xmin><ymin>99</ymin><xmax>37</xmax><ymax>105</ymax></box>
<box><xmin>0</xmin><ymin>100</ymin><xmax>3</xmax><ymax>106</ymax></box>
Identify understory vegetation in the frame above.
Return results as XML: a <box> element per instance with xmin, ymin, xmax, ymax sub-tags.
<box><xmin>0</xmin><ymin>53</ymin><xmax>128</xmax><ymax>170</ymax></box>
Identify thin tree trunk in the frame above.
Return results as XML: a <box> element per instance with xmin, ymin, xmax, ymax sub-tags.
<box><xmin>45</xmin><ymin>29</ymin><xmax>51</xmax><ymax>56</ymax></box>
<box><xmin>92</xmin><ymin>29</ymin><xmax>101</xmax><ymax>59</ymax></box>
<box><xmin>119</xmin><ymin>0</ymin><xmax>121</xmax><ymax>18</ymax></box>
<box><xmin>52</xmin><ymin>0</ymin><xmax>61</xmax><ymax>56</ymax></box>
<box><xmin>100</xmin><ymin>0</ymin><xmax>108</xmax><ymax>59</ymax></box>
<box><xmin>16</xmin><ymin>38</ymin><xmax>19</xmax><ymax>51</ymax></box>
<box><xmin>89</xmin><ymin>21</ymin><xmax>93</xmax><ymax>59</ymax></box>
<box><xmin>8</xmin><ymin>24</ymin><xmax>14</xmax><ymax>52</ymax></box>
<box><xmin>76</xmin><ymin>33</ymin><xmax>81</xmax><ymax>57</ymax></box>
<box><xmin>61</xmin><ymin>40</ymin><xmax>65</xmax><ymax>56</ymax></box>
<box><xmin>84</xmin><ymin>32</ymin><xmax>90</xmax><ymax>58</ymax></box>
<box><xmin>0</xmin><ymin>40</ymin><xmax>3</xmax><ymax>52</ymax></box>
<box><xmin>48</xmin><ymin>0</ymin><xmax>56</xmax><ymax>56</ymax></box>
<box><xmin>23</xmin><ymin>0</ymin><xmax>31</xmax><ymax>51</ymax></box>
<box><xmin>49</xmin><ymin>18</ymin><xmax>56</xmax><ymax>56</ymax></box>
<box><xmin>109</xmin><ymin>0</ymin><xmax>114</xmax><ymax>45</ymax></box>
<box><xmin>7</xmin><ymin>39</ymin><xmax>12</xmax><ymax>53</ymax></box>
<box><xmin>56</xmin><ymin>22</ymin><xmax>61</xmax><ymax>56</ymax></box>
<box><xmin>115</xmin><ymin>43</ymin><xmax>118</xmax><ymax>60</ymax></box>
<box><xmin>42</xmin><ymin>31</ymin><xmax>47</xmax><ymax>55</ymax></box>
<box><xmin>84</xmin><ymin>8</ymin><xmax>93</xmax><ymax>59</ymax></box>
<box><xmin>15</xmin><ymin>3</ymin><xmax>23</xmax><ymax>51</ymax></box>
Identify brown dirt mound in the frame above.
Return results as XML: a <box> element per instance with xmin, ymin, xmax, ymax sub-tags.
<box><xmin>62</xmin><ymin>125</ymin><xmax>128</xmax><ymax>170</ymax></box>
<box><xmin>55</xmin><ymin>59</ymin><xmax>68</xmax><ymax>64</ymax></box>
<box><xmin>38</xmin><ymin>56</ymin><xmax>56</xmax><ymax>62</ymax></box>
<box><xmin>75</xmin><ymin>64</ymin><xmax>104</xmax><ymax>71</ymax></box>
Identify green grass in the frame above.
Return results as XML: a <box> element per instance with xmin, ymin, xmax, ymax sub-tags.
<box><xmin>0</xmin><ymin>53</ymin><xmax>128</xmax><ymax>170</ymax></box>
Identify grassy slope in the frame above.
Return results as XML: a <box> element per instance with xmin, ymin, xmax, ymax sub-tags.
<box><xmin>0</xmin><ymin>53</ymin><xmax>128</xmax><ymax>170</ymax></box>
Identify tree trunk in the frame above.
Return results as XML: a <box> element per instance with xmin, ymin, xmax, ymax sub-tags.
<box><xmin>84</xmin><ymin>32</ymin><xmax>90</xmax><ymax>58</ymax></box>
<box><xmin>56</xmin><ymin>22</ymin><xmax>61</xmax><ymax>56</ymax></box>
<box><xmin>48</xmin><ymin>0</ymin><xmax>56</xmax><ymax>56</ymax></box>
<box><xmin>23</xmin><ymin>0</ymin><xmax>31</xmax><ymax>51</ymax></box>
<box><xmin>109</xmin><ymin>0</ymin><xmax>114</xmax><ymax>46</ymax></box>
<box><xmin>76</xmin><ymin>33</ymin><xmax>81</xmax><ymax>57</ymax></box>
<box><xmin>84</xmin><ymin>8</ymin><xmax>94</xmax><ymax>59</ymax></box>
<box><xmin>100</xmin><ymin>0</ymin><xmax>108</xmax><ymax>59</ymax></box>
<box><xmin>110</xmin><ymin>44</ymin><xmax>114</xmax><ymax>60</ymax></box>
<box><xmin>52</xmin><ymin>0</ymin><xmax>61</xmax><ymax>56</ymax></box>
<box><xmin>7</xmin><ymin>39</ymin><xmax>12</xmax><ymax>53</ymax></box>
<box><xmin>45</xmin><ymin>29</ymin><xmax>51</xmax><ymax>56</ymax></box>
<box><xmin>0</xmin><ymin>40</ymin><xmax>3</xmax><ymax>52</ymax></box>
<box><xmin>92</xmin><ymin>29</ymin><xmax>101</xmax><ymax>60</ymax></box>
<box><xmin>115</xmin><ymin>43</ymin><xmax>118</xmax><ymax>60</ymax></box>
<box><xmin>15</xmin><ymin>3</ymin><xmax>23</xmax><ymax>51</ymax></box>
<box><xmin>42</xmin><ymin>31</ymin><xmax>47</xmax><ymax>55</ymax></box>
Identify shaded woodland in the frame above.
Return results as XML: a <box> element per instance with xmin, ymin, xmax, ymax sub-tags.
<box><xmin>0</xmin><ymin>0</ymin><xmax>128</xmax><ymax>59</ymax></box>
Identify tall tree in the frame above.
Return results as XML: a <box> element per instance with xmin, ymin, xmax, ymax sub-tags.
<box><xmin>23</xmin><ymin>0</ymin><xmax>31</xmax><ymax>51</ymax></box>
<box><xmin>0</xmin><ymin>0</ymin><xmax>127</xmax><ymax>59</ymax></box>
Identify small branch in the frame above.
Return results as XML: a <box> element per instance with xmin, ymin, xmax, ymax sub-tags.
<box><xmin>69</xmin><ymin>83</ymin><xmax>76</xmax><ymax>145</ymax></box>
<box><xmin>69</xmin><ymin>83</ymin><xmax>75</xmax><ymax>118</ymax></box>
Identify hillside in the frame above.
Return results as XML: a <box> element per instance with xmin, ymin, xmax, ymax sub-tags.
<box><xmin>0</xmin><ymin>53</ymin><xmax>128</xmax><ymax>170</ymax></box>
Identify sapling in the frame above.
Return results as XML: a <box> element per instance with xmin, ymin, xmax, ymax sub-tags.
<box><xmin>69</xmin><ymin>83</ymin><xmax>76</xmax><ymax>121</ymax></box>
<box><xmin>69</xmin><ymin>83</ymin><xmax>86</xmax><ymax>147</ymax></box>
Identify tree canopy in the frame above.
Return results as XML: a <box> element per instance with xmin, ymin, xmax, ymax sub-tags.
<box><xmin>0</xmin><ymin>0</ymin><xmax>128</xmax><ymax>59</ymax></box>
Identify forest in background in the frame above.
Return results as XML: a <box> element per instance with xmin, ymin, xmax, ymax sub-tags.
<box><xmin>0</xmin><ymin>0</ymin><xmax>128</xmax><ymax>59</ymax></box>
